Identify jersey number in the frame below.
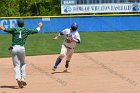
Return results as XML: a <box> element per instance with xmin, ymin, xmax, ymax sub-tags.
<box><xmin>19</xmin><ymin>32</ymin><xmax>22</xmax><ymax>38</ymax></box>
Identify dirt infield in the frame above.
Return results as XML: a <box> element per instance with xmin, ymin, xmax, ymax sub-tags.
<box><xmin>0</xmin><ymin>50</ymin><xmax>140</xmax><ymax>93</ymax></box>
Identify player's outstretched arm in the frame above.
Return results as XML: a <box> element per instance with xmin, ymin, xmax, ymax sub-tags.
<box><xmin>36</xmin><ymin>22</ymin><xmax>43</xmax><ymax>32</ymax></box>
<box><xmin>53</xmin><ymin>30</ymin><xmax>64</xmax><ymax>40</ymax></box>
<box><xmin>53</xmin><ymin>35</ymin><xmax>60</xmax><ymax>40</ymax></box>
<box><xmin>52</xmin><ymin>33</ymin><xmax>61</xmax><ymax>40</ymax></box>
<box><xmin>0</xmin><ymin>26</ymin><xmax>5</xmax><ymax>31</ymax></box>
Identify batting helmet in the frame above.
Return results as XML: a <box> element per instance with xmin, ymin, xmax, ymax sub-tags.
<box><xmin>17</xmin><ymin>19</ymin><xmax>24</xmax><ymax>27</ymax></box>
<box><xmin>71</xmin><ymin>23</ymin><xmax>78</xmax><ymax>31</ymax></box>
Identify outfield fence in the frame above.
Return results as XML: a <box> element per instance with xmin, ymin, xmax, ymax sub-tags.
<box><xmin>0</xmin><ymin>14</ymin><xmax>140</xmax><ymax>33</ymax></box>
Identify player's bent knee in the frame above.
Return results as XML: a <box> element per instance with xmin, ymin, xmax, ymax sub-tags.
<box><xmin>59</xmin><ymin>54</ymin><xmax>65</xmax><ymax>59</ymax></box>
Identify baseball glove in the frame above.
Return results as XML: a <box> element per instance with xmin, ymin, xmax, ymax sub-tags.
<box><xmin>66</xmin><ymin>38</ymin><xmax>71</xmax><ymax>43</ymax></box>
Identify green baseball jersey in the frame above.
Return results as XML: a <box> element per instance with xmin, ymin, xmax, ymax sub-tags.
<box><xmin>4</xmin><ymin>27</ymin><xmax>38</xmax><ymax>46</ymax></box>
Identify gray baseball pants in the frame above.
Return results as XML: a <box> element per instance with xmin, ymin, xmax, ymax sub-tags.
<box><xmin>11</xmin><ymin>45</ymin><xmax>26</xmax><ymax>81</ymax></box>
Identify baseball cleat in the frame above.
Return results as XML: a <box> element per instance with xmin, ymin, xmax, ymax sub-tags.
<box><xmin>63</xmin><ymin>69</ymin><xmax>68</xmax><ymax>72</ymax></box>
<box><xmin>21</xmin><ymin>80</ymin><xmax>27</xmax><ymax>86</ymax></box>
<box><xmin>52</xmin><ymin>68</ymin><xmax>56</xmax><ymax>71</ymax></box>
<box><xmin>52</xmin><ymin>66</ymin><xmax>57</xmax><ymax>71</ymax></box>
<box><xmin>16</xmin><ymin>79</ymin><xmax>23</xmax><ymax>88</ymax></box>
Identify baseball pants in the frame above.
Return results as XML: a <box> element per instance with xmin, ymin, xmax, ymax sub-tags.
<box><xmin>11</xmin><ymin>45</ymin><xmax>26</xmax><ymax>81</ymax></box>
<box><xmin>60</xmin><ymin>45</ymin><xmax>74</xmax><ymax>61</ymax></box>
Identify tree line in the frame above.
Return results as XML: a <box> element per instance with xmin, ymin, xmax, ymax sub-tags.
<box><xmin>0</xmin><ymin>0</ymin><xmax>60</xmax><ymax>17</ymax></box>
<box><xmin>0</xmin><ymin>0</ymin><xmax>138</xmax><ymax>17</ymax></box>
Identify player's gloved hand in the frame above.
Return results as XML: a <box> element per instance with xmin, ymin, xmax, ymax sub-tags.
<box><xmin>66</xmin><ymin>37</ymin><xmax>71</xmax><ymax>43</ymax></box>
<box><xmin>8</xmin><ymin>46</ymin><xmax>13</xmax><ymax>51</ymax></box>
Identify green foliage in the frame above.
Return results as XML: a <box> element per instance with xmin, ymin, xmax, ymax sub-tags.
<box><xmin>18</xmin><ymin>0</ymin><xmax>32</xmax><ymax>16</ymax></box>
<box><xmin>35</xmin><ymin>0</ymin><xmax>61</xmax><ymax>16</ymax></box>
<box><xmin>0</xmin><ymin>0</ymin><xmax>20</xmax><ymax>17</ymax></box>
<box><xmin>0</xmin><ymin>0</ymin><xmax>61</xmax><ymax>17</ymax></box>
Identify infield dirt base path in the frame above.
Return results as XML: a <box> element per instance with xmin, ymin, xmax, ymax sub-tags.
<box><xmin>0</xmin><ymin>50</ymin><xmax>140</xmax><ymax>93</ymax></box>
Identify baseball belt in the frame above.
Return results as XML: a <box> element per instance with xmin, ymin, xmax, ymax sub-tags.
<box><xmin>64</xmin><ymin>44</ymin><xmax>74</xmax><ymax>49</ymax></box>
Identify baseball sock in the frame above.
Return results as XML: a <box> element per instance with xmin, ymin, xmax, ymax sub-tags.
<box><xmin>65</xmin><ymin>60</ymin><xmax>70</xmax><ymax>68</ymax></box>
<box><xmin>54</xmin><ymin>57</ymin><xmax>62</xmax><ymax>68</ymax></box>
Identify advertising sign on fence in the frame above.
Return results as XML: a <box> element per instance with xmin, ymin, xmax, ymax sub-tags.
<box><xmin>61</xmin><ymin>0</ymin><xmax>140</xmax><ymax>14</ymax></box>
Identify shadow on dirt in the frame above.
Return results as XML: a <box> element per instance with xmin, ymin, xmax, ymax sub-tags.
<box><xmin>0</xmin><ymin>85</ymin><xmax>19</xmax><ymax>89</ymax></box>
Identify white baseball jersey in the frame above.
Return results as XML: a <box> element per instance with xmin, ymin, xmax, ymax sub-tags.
<box><xmin>60</xmin><ymin>28</ymin><xmax>81</xmax><ymax>49</ymax></box>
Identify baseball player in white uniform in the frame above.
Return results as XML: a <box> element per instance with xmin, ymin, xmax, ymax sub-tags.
<box><xmin>52</xmin><ymin>23</ymin><xmax>81</xmax><ymax>72</ymax></box>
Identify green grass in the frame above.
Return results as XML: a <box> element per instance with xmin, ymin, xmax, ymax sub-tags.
<box><xmin>0</xmin><ymin>31</ymin><xmax>140</xmax><ymax>58</ymax></box>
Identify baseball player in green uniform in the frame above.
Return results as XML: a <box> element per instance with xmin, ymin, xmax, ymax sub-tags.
<box><xmin>0</xmin><ymin>19</ymin><xmax>42</xmax><ymax>88</ymax></box>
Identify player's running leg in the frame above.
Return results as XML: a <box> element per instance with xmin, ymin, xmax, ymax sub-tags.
<box><xmin>52</xmin><ymin>45</ymin><xmax>67</xmax><ymax>71</ymax></box>
<box><xmin>11</xmin><ymin>46</ymin><xmax>23</xmax><ymax>88</ymax></box>
<box><xmin>18</xmin><ymin>46</ymin><xmax>27</xmax><ymax>87</ymax></box>
<box><xmin>64</xmin><ymin>60</ymin><xmax>70</xmax><ymax>72</ymax></box>
<box><xmin>64</xmin><ymin>49</ymin><xmax>74</xmax><ymax>72</ymax></box>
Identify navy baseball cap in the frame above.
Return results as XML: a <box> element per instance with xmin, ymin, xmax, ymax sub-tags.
<box><xmin>71</xmin><ymin>23</ymin><xmax>78</xmax><ymax>31</ymax></box>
